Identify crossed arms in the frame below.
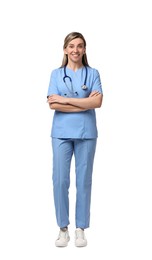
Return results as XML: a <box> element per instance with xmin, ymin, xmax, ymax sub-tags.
<box><xmin>47</xmin><ymin>91</ymin><xmax>103</xmax><ymax>112</ymax></box>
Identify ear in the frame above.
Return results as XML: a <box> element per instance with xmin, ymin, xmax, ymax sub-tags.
<box><xmin>64</xmin><ymin>49</ymin><xmax>67</xmax><ymax>55</ymax></box>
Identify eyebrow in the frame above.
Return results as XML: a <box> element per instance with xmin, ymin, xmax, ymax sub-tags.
<box><xmin>68</xmin><ymin>43</ymin><xmax>84</xmax><ymax>46</ymax></box>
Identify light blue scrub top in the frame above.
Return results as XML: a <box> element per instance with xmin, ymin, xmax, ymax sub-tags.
<box><xmin>47</xmin><ymin>66</ymin><xmax>103</xmax><ymax>139</ymax></box>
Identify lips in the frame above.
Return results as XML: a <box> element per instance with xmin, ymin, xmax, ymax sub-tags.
<box><xmin>71</xmin><ymin>54</ymin><xmax>80</xmax><ymax>59</ymax></box>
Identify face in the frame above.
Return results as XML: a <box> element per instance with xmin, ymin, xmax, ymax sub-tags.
<box><xmin>64</xmin><ymin>38</ymin><xmax>86</xmax><ymax>64</ymax></box>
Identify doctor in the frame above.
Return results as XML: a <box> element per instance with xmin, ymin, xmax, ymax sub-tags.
<box><xmin>47</xmin><ymin>32</ymin><xmax>103</xmax><ymax>247</ymax></box>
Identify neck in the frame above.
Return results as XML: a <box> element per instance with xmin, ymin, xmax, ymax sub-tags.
<box><xmin>67</xmin><ymin>61</ymin><xmax>84</xmax><ymax>71</ymax></box>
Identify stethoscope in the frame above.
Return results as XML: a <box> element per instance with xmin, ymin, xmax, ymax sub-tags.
<box><xmin>63</xmin><ymin>66</ymin><xmax>88</xmax><ymax>96</ymax></box>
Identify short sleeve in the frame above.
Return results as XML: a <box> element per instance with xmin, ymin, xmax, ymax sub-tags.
<box><xmin>47</xmin><ymin>70</ymin><xmax>59</xmax><ymax>97</ymax></box>
<box><xmin>91</xmin><ymin>69</ymin><xmax>103</xmax><ymax>94</ymax></box>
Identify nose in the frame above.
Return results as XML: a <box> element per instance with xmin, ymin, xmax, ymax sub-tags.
<box><xmin>73</xmin><ymin>46</ymin><xmax>78</xmax><ymax>52</ymax></box>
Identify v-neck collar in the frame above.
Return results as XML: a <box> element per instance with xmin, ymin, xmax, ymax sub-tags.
<box><xmin>66</xmin><ymin>66</ymin><xmax>84</xmax><ymax>73</ymax></box>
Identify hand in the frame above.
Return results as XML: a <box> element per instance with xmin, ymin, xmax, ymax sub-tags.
<box><xmin>89</xmin><ymin>91</ymin><xmax>101</xmax><ymax>97</ymax></box>
<box><xmin>47</xmin><ymin>94</ymin><xmax>68</xmax><ymax>104</ymax></box>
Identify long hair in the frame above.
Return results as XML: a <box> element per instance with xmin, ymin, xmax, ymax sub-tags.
<box><xmin>61</xmin><ymin>32</ymin><xmax>89</xmax><ymax>67</ymax></box>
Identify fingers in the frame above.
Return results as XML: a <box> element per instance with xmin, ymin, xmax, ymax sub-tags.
<box><xmin>47</xmin><ymin>95</ymin><xmax>56</xmax><ymax>103</ymax></box>
<box><xmin>89</xmin><ymin>91</ymin><xmax>101</xmax><ymax>97</ymax></box>
<box><xmin>47</xmin><ymin>95</ymin><xmax>54</xmax><ymax>103</ymax></box>
<box><xmin>47</xmin><ymin>94</ymin><xmax>67</xmax><ymax>105</ymax></box>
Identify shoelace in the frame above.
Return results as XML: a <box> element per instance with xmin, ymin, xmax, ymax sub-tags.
<box><xmin>76</xmin><ymin>230</ymin><xmax>84</xmax><ymax>239</ymax></box>
<box><xmin>58</xmin><ymin>230</ymin><xmax>68</xmax><ymax>239</ymax></box>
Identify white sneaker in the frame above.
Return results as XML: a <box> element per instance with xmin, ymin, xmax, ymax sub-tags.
<box><xmin>55</xmin><ymin>229</ymin><xmax>70</xmax><ymax>247</ymax></box>
<box><xmin>75</xmin><ymin>228</ymin><xmax>87</xmax><ymax>247</ymax></box>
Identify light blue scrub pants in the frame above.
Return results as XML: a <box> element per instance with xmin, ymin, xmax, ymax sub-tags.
<box><xmin>52</xmin><ymin>138</ymin><xmax>97</xmax><ymax>229</ymax></box>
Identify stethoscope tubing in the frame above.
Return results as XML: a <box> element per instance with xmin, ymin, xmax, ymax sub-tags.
<box><xmin>63</xmin><ymin>66</ymin><xmax>88</xmax><ymax>87</ymax></box>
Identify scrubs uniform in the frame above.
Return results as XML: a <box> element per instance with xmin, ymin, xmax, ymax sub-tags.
<box><xmin>47</xmin><ymin>66</ymin><xmax>103</xmax><ymax>228</ymax></box>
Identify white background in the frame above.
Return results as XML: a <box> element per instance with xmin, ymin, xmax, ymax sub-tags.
<box><xmin>0</xmin><ymin>0</ymin><xmax>152</xmax><ymax>259</ymax></box>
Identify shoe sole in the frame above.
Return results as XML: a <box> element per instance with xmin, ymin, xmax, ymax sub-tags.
<box><xmin>55</xmin><ymin>238</ymin><xmax>70</xmax><ymax>247</ymax></box>
<box><xmin>75</xmin><ymin>241</ymin><xmax>87</xmax><ymax>247</ymax></box>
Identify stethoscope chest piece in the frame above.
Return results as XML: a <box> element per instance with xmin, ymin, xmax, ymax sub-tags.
<box><xmin>81</xmin><ymin>85</ymin><xmax>88</xmax><ymax>90</ymax></box>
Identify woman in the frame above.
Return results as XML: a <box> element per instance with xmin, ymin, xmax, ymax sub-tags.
<box><xmin>47</xmin><ymin>32</ymin><xmax>103</xmax><ymax>247</ymax></box>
